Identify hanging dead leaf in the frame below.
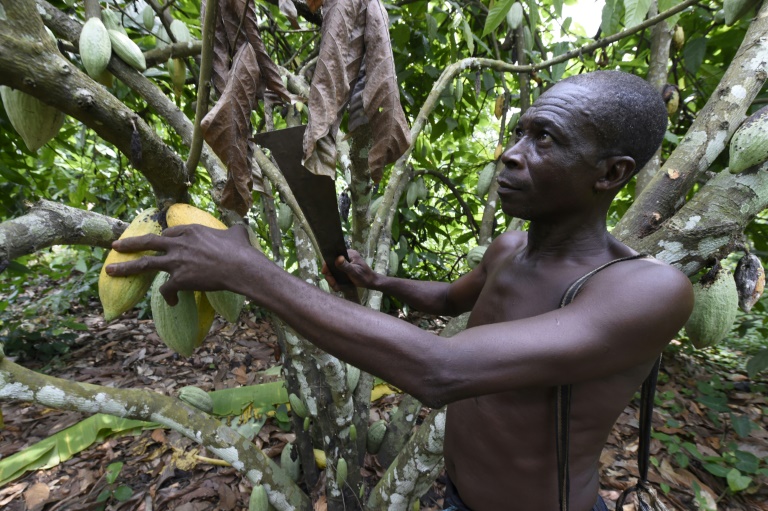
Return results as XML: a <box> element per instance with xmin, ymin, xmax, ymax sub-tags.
<box><xmin>308</xmin><ymin>0</ymin><xmax>325</xmax><ymax>13</ymax></box>
<box><xmin>347</xmin><ymin>60</ymin><xmax>368</xmax><ymax>133</ymax></box>
<box><xmin>304</xmin><ymin>0</ymin><xmax>367</xmax><ymax>177</ymax></box>
<box><xmin>202</xmin><ymin>0</ymin><xmax>232</xmax><ymax>95</ymax></box>
<box><xmin>201</xmin><ymin>44</ymin><xmax>264</xmax><ymax>216</ymax></box>
<box><xmin>361</xmin><ymin>0</ymin><xmax>411</xmax><ymax>181</ymax></box>
<box><xmin>279</xmin><ymin>0</ymin><xmax>301</xmax><ymax>29</ymax></box>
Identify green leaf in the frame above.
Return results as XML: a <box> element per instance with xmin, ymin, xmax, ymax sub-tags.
<box><xmin>623</xmin><ymin>0</ymin><xmax>652</xmax><ymax>28</ymax></box>
<box><xmin>113</xmin><ymin>485</ymin><xmax>133</xmax><ymax>501</ymax></box>
<box><xmin>734</xmin><ymin>450</ymin><xmax>760</xmax><ymax>473</ymax></box>
<box><xmin>729</xmin><ymin>413</ymin><xmax>753</xmax><ymax>438</ymax></box>
<box><xmin>601</xmin><ymin>0</ymin><xmax>624</xmax><ymax>36</ymax></box>
<box><xmin>658</xmin><ymin>0</ymin><xmax>682</xmax><ymax>27</ymax></box>
<box><xmin>483</xmin><ymin>0</ymin><xmax>515</xmax><ymax>37</ymax></box>
<box><xmin>703</xmin><ymin>463</ymin><xmax>731</xmax><ymax>477</ymax></box>
<box><xmin>683</xmin><ymin>37</ymin><xmax>707</xmax><ymax>74</ymax></box>
<box><xmin>426</xmin><ymin>14</ymin><xmax>438</xmax><ymax>41</ymax></box>
<box><xmin>726</xmin><ymin>468</ymin><xmax>752</xmax><ymax>492</ymax></box>
<box><xmin>462</xmin><ymin>18</ymin><xmax>474</xmax><ymax>55</ymax></box>
<box><xmin>746</xmin><ymin>348</ymin><xmax>768</xmax><ymax>378</ymax></box>
<box><xmin>105</xmin><ymin>461</ymin><xmax>124</xmax><ymax>484</ymax></box>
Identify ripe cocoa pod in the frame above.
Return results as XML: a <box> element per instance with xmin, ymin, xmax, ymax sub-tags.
<box><xmin>467</xmin><ymin>246</ymin><xmax>487</xmax><ymax>269</ymax></box>
<box><xmin>494</xmin><ymin>95</ymin><xmax>504</xmax><ymax>119</ymax></box>
<box><xmin>107</xmin><ymin>29</ymin><xmax>146</xmax><ymax>71</ymax></box>
<box><xmin>205</xmin><ymin>290</ymin><xmax>245</xmax><ymax>323</ymax></box>
<box><xmin>506</xmin><ymin>2</ymin><xmax>523</xmax><ymax>30</ymax></box>
<box><xmin>0</xmin><ymin>86</ymin><xmax>65</xmax><ymax>152</ymax></box>
<box><xmin>288</xmin><ymin>393</ymin><xmax>308</xmax><ymax>418</ymax></box>
<box><xmin>142</xmin><ymin>6</ymin><xmax>155</xmax><ymax>32</ymax></box>
<box><xmin>194</xmin><ymin>291</ymin><xmax>215</xmax><ymax>347</ymax></box>
<box><xmin>494</xmin><ymin>143</ymin><xmax>503</xmax><ymax>160</ymax></box>
<box><xmin>313</xmin><ymin>449</ymin><xmax>327</xmax><ymax>469</ymax></box>
<box><xmin>729</xmin><ymin>105</ymin><xmax>768</xmax><ymax>174</ymax></box>
<box><xmin>476</xmin><ymin>162</ymin><xmax>496</xmax><ymax>197</ymax></box>
<box><xmin>346</xmin><ymin>364</ymin><xmax>361</xmax><ymax>393</ymax></box>
<box><xmin>248</xmin><ymin>485</ymin><xmax>269</xmax><ymax>511</ymax></box>
<box><xmin>151</xmin><ymin>272</ymin><xmax>200</xmax><ymax>356</ymax></box>
<box><xmin>80</xmin><ymin>17</ymin><xmax>112</xmax><ymax>78</ymax></box>
<box><xmin>99</xmin><ymin>208</ymin><xmax>162</xmax><ymax>321</ymax></box>
<box><xmin>734</xmin><ymin>253</ymin><xmax>765</xmax><ymax>312</ymax></box>
<box><xmin>684</xmin><ymin>265</ymin><xmax>739</xmax><ymax>349</ymax></box>
<box><xmin>101</xmin><ymin>8</ymin><xmax>126</xmax><ymax>35</ymax></box>
<box><xmin>178</xmin><ymin>385</ymin><xmax>214</xmax><ymax>413</ymax></box>
<box><xmin>335</xmin><ymin>457</ymin><xmax>348</xmax><ymax>487</ymax></box>
<box><xmin>166</xmin><ymin>203</ymin><xmax>227</xmax><ymax>229</ymax></box>
<box><xmin>278</xmin><ymin>203</ymin><xmax>293</xmax><ymax>232</ymax></box>
<box><xmin>281</xmin><ymin>442</ymin><xmax>301</xmax><ymax>482</ymax></box>
<box><xmin>671</xmin><ymin>25</ymin><xmax>684</xmax><ymax>51</ymax></box>
<box><xmin>366</xmin><ymin>419</ymin><xmax>387</xmax><ymax>454</ymax></box>
<box><xmin>168</xmin><ymin>58</ymin><xmax>186</xmax><ymax>95</ymax></box>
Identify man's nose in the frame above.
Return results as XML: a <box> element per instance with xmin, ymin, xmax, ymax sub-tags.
<box><xmin>500</xmin><ymin>144</ymin><xmax>523</xmax><ymax>169</ymax></box>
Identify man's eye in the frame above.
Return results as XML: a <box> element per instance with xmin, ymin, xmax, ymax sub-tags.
<box><xmin>538</xmin><ymin>131</ymin><xmax>552</xmax><ymax>142</ymax></box>
<box><xmin>514</xmin><ymin>128</ymin><xmax>524</xmax><ymax>139</ymax></box>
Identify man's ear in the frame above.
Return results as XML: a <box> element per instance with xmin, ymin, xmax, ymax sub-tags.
<box><xmin>594</xmin><ymin>156</ymin><xmax>636</xmax><ymax>192</ymax></box>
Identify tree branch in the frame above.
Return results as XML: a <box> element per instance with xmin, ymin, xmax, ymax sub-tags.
<box><xmin>615</xmin><ymin>2</ymin><xmax>768</xmax><ymax>242</ymax></box>
<box><xmin>0</xmin><ymin>356</ymin><xmax>311</xmax><ymax>511</ymax></box>
<box><xmin>0</xmin><ymin>200</ymin><xmax>127</xmax><ymax>265</ymax></box>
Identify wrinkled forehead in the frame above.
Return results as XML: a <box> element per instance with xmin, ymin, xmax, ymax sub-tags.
<box><xmin>524</xmin><ymin>83</ymin><xmax>600</xmax><ymax>129</ymax></box>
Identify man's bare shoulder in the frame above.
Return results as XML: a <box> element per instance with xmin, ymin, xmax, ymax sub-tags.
<box><xmin>484</xmin><ymin>230</ymin><xmax>527</xmax><ymax>262</ymax></box>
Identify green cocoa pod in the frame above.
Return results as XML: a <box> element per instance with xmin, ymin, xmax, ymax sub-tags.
<box><xmin>288</xmin><ymin>393</ymin><xmax>308</xmax><ymax>418</ymax></box>
<box><xmin>346</xmin><ymin>364</ymin><xmax>361</xmax><ymax>393</ymax></box>
<box><xmin>0</xmin><ymin>86</ymin><xmax>65</xmax><ymax>152</ymax></box>
<box><xmin>80</xmin><ymin>17</ymin><xmax>112</xmax><ymax>78</ymax></box>
<box><xmin>367</xmin><ymin>419</ymin><xmax>387</xmax><ymax>454</ymax></box>
<box><xmin>734</xmin><ymin>253</ymin><xmax>765</xmax><ymax>313</ymax></box>
<box><xmin>467</xmin><ymin>246</ymin><xmax>487</xmax><ymax>269</ymax></box>
<box><xmin>416</xmin><ymin>177</ymin><xmax>428</xmax><ymax>200</ymax></box>
<box><xmin>142</xmin><ymin>6</ymin><xmax>155</xmax><ymax>32</ymax></box>
<box><xmin>248</xmin><ymin>485</ymin><xmax>269</xmax><ymax>511</ymax></box>
<box><xmin>205</xmin><ymin>290</ymin><xmax>245</xmax><ymax>323</ymax></box>
<box><xmin>454</xmin><ymin>77</ymin><xmax>463</xmax><ymax>104</ymax></box>
<box><xmin>724</xmin><ymin>0</ymin><xmax>760</xmax><ymax>26</ymax></box>
<box><xmin>151</xmin><ymin>272</ymin><xmax>200</xmax><ymax>356</ymax></box>
<box><xmin>335</xmin><ymin>457</ymin><xmax>348</xmax><ymax>487</ymax></box>
<box><xmin>168</xmin><ymin>58</ymin><xmax>187</xmax><ymax>96</ymax></box>
<box><xmin>389</xmin><ymin>250</ymin><xmax>399</xmax><ymax>276</ymax></box>
<box><xmin>729</xmin><ymin>105</ymin><xmax>768</xmax><ymax>174</ymax></box>
<box><xmin>684</xmin><ymin>265</ymin><xmax>739</xmax><ymax>349</ymax></box>
<box><xmin>101</xmin><ymin>8</ymin><xmax>126</xmax><ymax>35</ymax></box>
<box><xmin>506</xmin><ymin>2</ymin><xmax>523</xmax><ymax>30</ymax></box>
<box><xmin>369</xmin><ymin>196</ymin><xmax>384</xmax><ymax>217</ymax></box>
<box><xmin>178</xmin><ymin>386</ymin><xmax>214</xmax><ymax>413</ymax></box>
<box><xmin>278</xmin><ymin>203</ymin><xmax>293</xmax><ymax>232</ymax></box>
<box><xmin>523</xmin><ymin>25</ymin><xmax>533</xmax><ymax>52</ymax></box>
<box><xmin>281</xmin><ymin>442</ymin><xmax>301</xmax><ymax>482</ymax></box>
<box><xmin>349</xmin><ymin>424</ymin><xmax>357</xmax><ymax>442</ymax></box>
<box><xmin>107</xmin><ymin>30</ymin><xmax>146</xmax><ymax>71</ymax></box>
<box><xmin>170</xmin><ymin>19</ymin><xmax>192</xmax><ymax>44</ymax></box>
<box><xmin>477</xmin><ymin>162</ymin><xmax>496</xmax><ymax>197</ymax></box>
<box><xmin>406</xmin><ymin>180</ymin><xmax>420</xmax><ymax>208</ymax></box>
<box><xmin>303</xmin><ymin>417</ymin><xmax>310</xmax><ymax>431</ymax></box>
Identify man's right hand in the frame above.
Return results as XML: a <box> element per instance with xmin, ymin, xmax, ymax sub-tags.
<box><xmin>322</xmin><ymin>249</ymin><xmax>380</xmax><ymax>291</ymax></box>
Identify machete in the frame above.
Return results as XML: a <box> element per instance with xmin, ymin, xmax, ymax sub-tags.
<box><xmin>251</xmin><ymin>125</ymin><xmax>359</xmax><ymax>303</ymax></box>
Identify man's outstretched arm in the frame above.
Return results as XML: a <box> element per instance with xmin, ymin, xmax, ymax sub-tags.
<box><xmin>107</xmin><ymin>225</ymin><xmax>692</xmax><ymax>408</ymax></box>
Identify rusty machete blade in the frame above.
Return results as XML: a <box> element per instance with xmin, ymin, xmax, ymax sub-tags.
<box><xmin>251</xmin><ymin>125</ymin><xmax>357</xmax><ymax>301</ymax></box>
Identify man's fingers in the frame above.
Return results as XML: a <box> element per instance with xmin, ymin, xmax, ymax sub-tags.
<box><xmin>112</xmin><ymin>233</ymin><xmax>169</xmax><ymax>253</ymax></box>
<box><xmin>159</xmin><ymin>281</ymin><xmax>179</xmax><ymax>306</ymax></box>
<box><xmin>106</xmin><ymin>254</ymin><xmax>169</xmax><ymax>277</ymax></box>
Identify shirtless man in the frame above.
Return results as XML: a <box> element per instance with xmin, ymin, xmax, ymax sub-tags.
<box><xmin>107</xmin><ymin>71</ymin><xmax>694</xmax><ymax>511</ymax></box>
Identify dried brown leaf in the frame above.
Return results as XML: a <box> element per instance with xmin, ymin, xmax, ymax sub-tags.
<box><xmin>201</xmin><ymin>44</ymin><xmax>264</xmax><ymax>216</ymax></box>
<box><xmin>303</xmin><ymin>0</ymin><xmax>367</xmax><ymax>176</ymax></box>
<box><xmin>362</xmin><ymin>0</ymin><xmax>411</xmax><ymax>182</ymax></box>
<box><xmin>308</xmin><ymin>0</ymin><xmax>325</xmax><ymax>13</ymax></box>
<box><xmin>202</xmin><ymin>0</ymin><xmax>232</xmax><ymax>95</ymax></box>
<box><xmin>279</xmin><ymin>0</ymin><xmax>301</xmax><ymax>29</ymax></box>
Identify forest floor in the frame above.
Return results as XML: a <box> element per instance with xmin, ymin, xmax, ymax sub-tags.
<box><xmin>0</xmin><ymin>295</ymin><xmax>767</xmax><ymax>511</ymax></box>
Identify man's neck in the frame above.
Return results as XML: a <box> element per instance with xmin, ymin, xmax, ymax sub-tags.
<box><xmin>522</xmin><ymin>214</ymin><xmax>613</xmax><ymax>262</ymax></box>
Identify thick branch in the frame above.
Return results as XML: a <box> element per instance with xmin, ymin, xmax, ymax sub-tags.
<box><xmin>0</xmin><ymin>357</ymin><xmax>311</xmax><ymax>511</ymax></box>
<box><xmin>0</xmin><ymin>200</ymin><xmax>127</xmax><ymax>264</ymax></box>
<box><xmin>615</xmin><ymin>3</ymin><xmax>768</xmax><ymax>242</ymax></box>
<box><xmin>145</xmin><ymin>41</ymin><xmax>204</xmax><ymax>68</ymax></box>
<box><xmin>2</xmin><ymin>2</ymin><xmax>189</xmax><ymax>205</ymax></box>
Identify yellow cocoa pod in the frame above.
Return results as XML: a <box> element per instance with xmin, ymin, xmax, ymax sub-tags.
<box><xmin>671</xmin><ymin>25</ymin><xmax>684</xmax><ymax>51</ymax></box>
<box><xmin>313</xmin><ymin>449</ymin><xmax>327</xmax><ymax>469</ymax></box>
<box><xmin>99</xmin><ymin>208</ymin><xmax>162</xmax><ymax>321</ymax></box>
<box><xmin>80</xmin><ymin>17</ymin><xmax>112</xmax><ymax>78</ymax></box>
<box><xmin>195</xmin><ymin>291</ymin><xmax>215</xmax><ymax>347</ymax></box>
<box><xmin>494</xmin><ymin>95</ymin><xmax>504</xmax><ymax>119</ymax></box>
<box><xmin>168</xmin><ymin>58</ymin><xmax>187</xmax><ymax>96</ymax></box>
<box><xmin>493</xmin><ymin>143</ymin><xmax>503</xmax><ymax>160</ymax></box>
<box><xmin>684</xmin><ymin>266</ymin><xmax>739</xmax><ymax>349</ymax></box>
<box><xmin>0</xmin><ymin>86</ymin><xmax>65</xmax><ymax>152</ymax></box>
<box><xmin>151</xmin><ymin>271</ymin><xmax>200</xmax><ymax>356</ymax></box>
<box><xmin>166</xmin><ymin>203</ymin><xmax>227</xmax><ymax>229</ymax></box>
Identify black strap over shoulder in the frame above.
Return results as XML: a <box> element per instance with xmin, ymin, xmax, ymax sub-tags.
<box><xmin>555</xmin><ymin>254</ymin><xmax>656</xmax><ymax>511</ymax></box>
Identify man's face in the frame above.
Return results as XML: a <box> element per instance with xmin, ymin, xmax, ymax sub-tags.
<box><xmin>496</xmin><ymin>82</ymin><xmax>605</xmax><ymax>221</ymax></box>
